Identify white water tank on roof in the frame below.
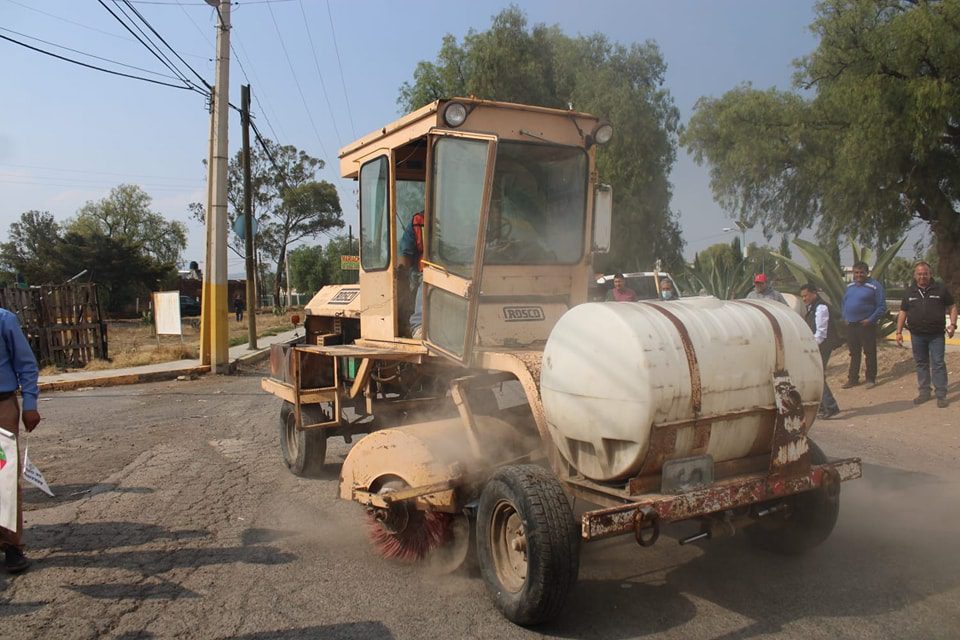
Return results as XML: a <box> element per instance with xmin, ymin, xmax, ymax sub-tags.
<box><xmin>540</xmin><ymin>297</ymin><xmax>823</xmax><ymax>482</ymax></box>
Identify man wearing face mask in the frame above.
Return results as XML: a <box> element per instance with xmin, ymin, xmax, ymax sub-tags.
<box><xmin>659</xmin><ymin>278</ymin><xmax>677</xmax><ymax>301</ymax></box>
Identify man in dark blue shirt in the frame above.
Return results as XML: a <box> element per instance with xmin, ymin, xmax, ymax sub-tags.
<box><xmin>896</xmin><ymin>261</ymin><xmax>957</xmax><ymax>408</ymax></box>
<box><xmin>0</xmin><ymin>307</ymin><xmax>41</xmax><ymax>574</ymax></box>
<box><xmin>841</xmin><ymin>261</ymin><xmax>886</xmax><ymax>389</ymax></box>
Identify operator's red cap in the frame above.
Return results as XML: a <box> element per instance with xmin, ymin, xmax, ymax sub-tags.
<box><xmin>754</xmin><ymin>273</ymin><xmax>767</xmax><ymax>283</ymax></box>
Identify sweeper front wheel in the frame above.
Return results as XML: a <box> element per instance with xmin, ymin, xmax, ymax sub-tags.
<box><xmin>278</xmin><ymin>401</ymin><xmax>327</xmax><ymax>477</ymax></box>
<box><xmin>746</xmin><ymin>440</ymin><xmax>840</xmax><ymax>555</ymax></box>
<box><xmin>477</xmin><ymin>464</ymin><xmax>579</xmax><ymax>626</ymax></box>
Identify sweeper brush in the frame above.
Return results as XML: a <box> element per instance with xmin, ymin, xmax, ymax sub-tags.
<box><xmin>367</xmin><ymin>508</ymin><xmax>453</xmax><ymax>562</ymax></box>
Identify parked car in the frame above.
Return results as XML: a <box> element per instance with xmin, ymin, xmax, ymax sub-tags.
<box><xmin>179</xmin><ymin>295</ymin><xmax>201</xmax><ymax>317</ymax></box>
<box><xmin>590</xmin><ymin>272</ymin><xmax>681</xmax><ymax>302</ymax></box>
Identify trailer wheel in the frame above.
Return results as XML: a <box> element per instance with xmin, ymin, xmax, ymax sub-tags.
<box><xmin>747</xmin><ymin>440</ymin><xmax>840</xmax><ymax>555</ymax></box>
<box><xmin>477</xmin><ymin>464</ymin><xmax>579</xmax><ymax>626</ymax></box>
<box><xmin>278</xmin><ymin>401</ymin><xmax>327</xmax><ymax>477</ymax></box>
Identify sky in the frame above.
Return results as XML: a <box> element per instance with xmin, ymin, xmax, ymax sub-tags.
<box><xmin>1</xmin><ymin>0</ymin><xmax>822</xmax><ymax>276</ymax></box>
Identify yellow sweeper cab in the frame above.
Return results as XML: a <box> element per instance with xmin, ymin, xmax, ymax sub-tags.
<box><xmin>261</xmin><ymin>98</ymin><xmax>861</xmax><ymax>626</ymax></box>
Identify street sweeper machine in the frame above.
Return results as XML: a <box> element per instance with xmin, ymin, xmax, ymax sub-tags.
<box><xmin>261</xmin><ymin>98</ymin><xmax>862</xmax><ymax>626</ymax></box>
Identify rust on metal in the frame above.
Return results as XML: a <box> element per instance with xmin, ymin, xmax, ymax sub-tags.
<box><xmin>736</xmin><ymin>300</ymin><xmax>785</xmax><ymax>371</ymax></box>
<box><xmin>581</xmin><ymin>457</ymin><xmax>862</xmax><ymax>541</ymax></box>
<box><xmin>768</xmin><ymin>372</ymin><xmax>811</xmax><ymax>476</ymax></box>
<box><xmin>642</xmin><ymin>302</ymin><xmax>702</xmax><ymax>414</ymax></box>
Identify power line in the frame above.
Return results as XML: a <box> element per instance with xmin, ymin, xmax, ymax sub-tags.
<box><xmin>119</xmin><ymin>0</ymin><xmax>212</xmax><ymax>90</ymax></box>
<box><xmin>326</xmin><ymin>0</ymin><xmax>356</xmax><ymax>139</ymax></box>
<box><xmin>265</xmin><ymin>0</ymin><xmax>330</xmax><ymax>162</ymax></box>
<box><xmin>0</xmin><ymin>163</ymin><xmax>204</xmax><ymax>182</ymax></box>
<box><xmin>234</xmin><ymin>37</ymin><xmax>286</xmax><ymax>144</ymax></box>
<box><xmin>0</xmin><ymin>33</ymin><xmax>195</xmax><ymax>91</ymax></box>
<box><xmin>299</xmin><ymin>0</ymin><xmax>342</xmax><ymax>148</ymax></box>
<box><xmin>96</xmin><ymin>0</ymin><xmax>205</xmax><ymax>94</ymax></box>
<box><xmin>247</xmin><ymin>118</ymin><xmax>337</xmax><ymax>240</ymax></box>
<box><xmin>3</xmin><ymin>0</ymin><xmax>209</xmax><ymax>60</ymax></box>
<box><xmin>0</xmin><ymin>26</ymin><xmax>182</xmax><ymax>81</ymax></box>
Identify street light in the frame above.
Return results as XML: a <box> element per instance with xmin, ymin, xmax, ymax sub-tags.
<box><xmin>723</xmin><ymin>221</ymin><xmax>749</xmax><ymax>259</ymax></box>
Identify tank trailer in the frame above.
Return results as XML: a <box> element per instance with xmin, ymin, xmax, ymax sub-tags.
<box><xmin>261</xmin><ymin>98</ymin><xmax>861</xmax><ymax>626</ymax></box>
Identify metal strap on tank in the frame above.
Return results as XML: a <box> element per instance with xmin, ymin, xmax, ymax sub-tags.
<box><xmin>628</xmin><ymin>303</ymin><xmax>707</xmax><ymax>482</ymax></box>
<box><xmin>642</xmin><ymin>303</ymin><xmax>702</xmax><ymax>414</ymax></box>
<box><xmin>735</xmin><ymin>300</ymin><xmax>786</xmax><ymax>373</ymax></box>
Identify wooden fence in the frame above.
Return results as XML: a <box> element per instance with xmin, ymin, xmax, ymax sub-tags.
<box><xmin>0</xmin><ymin>284</ymin><xmax>108</xmax><ymax>367</ymax></box>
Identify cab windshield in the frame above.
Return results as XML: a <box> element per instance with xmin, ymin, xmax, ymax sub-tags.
<box><xmin>484</xmin><ymin>141</ymin><xmax>587</xmax><ymax>265</ymax></box>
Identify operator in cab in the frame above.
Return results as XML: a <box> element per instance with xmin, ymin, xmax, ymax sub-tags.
<box><xmin>399</xmin><ymin>210</ymin><xmax>425</xmax><ymax>338</ymax></box>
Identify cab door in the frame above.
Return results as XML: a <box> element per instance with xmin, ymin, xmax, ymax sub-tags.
<box><xmin>421</xmin><ymin>132</ymin><xmax>497</xmax><ymax>364</ymax></box>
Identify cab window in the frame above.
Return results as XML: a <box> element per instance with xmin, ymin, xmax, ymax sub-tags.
<box><xmin>359</xmin><ymin>156</ymin><xmax>390</xmax><ymax>271</ymax></box>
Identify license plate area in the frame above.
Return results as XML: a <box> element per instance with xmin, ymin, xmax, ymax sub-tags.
<box><xmin>661</xmin><ymin>454</ymin><xmax>714</xmax><ymax>494</ymax></box>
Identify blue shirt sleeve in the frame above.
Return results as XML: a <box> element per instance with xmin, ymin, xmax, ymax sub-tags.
<box><xmin>2</xmin><ymin>313</ymin><xmax>39</xmax><ymax>411</ymax></box>
<box><xmin>868</xmin><ymin>279</ymin><xmax>887</xmax><ymax>324</ymax></box>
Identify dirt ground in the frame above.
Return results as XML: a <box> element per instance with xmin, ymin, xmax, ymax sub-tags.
<box><xmin>5</xmin><ymin>349</ymin><xmax>958</xmax><ymax>639</ymax></box>
<box><xmin>40</xmin><ymin>312</ymin><xmax>298</xmax><ymax>375</ymax></box>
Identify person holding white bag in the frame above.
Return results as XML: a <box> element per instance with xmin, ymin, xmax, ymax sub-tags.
<box><xmin>0</xmin><ymin>306</ymin><xmax>41</xmax><ymax>574</ymax></box>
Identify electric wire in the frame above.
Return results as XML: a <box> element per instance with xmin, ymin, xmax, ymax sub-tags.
<box><xmin>299</xmin><ymin>0</ymin><xmax>342</xmax><ymax>148</ymax></box>
<box><xmin>96</xmin><ymin>0</ymin><xmax>206</xmax><ymax>94</ymax></box>
<box><xmin>234</xmin><ymin>38</ymin><xmax>286</xmax><ymax>144</ymax></box>
<box><xmin>0</xmin><ymin>33</ymin><xmax>195</xmax><ymax>91</ymax></box>
<box><xmin>248</xmin><ymin>118</ymin><xmax>338</xmax><ymax>240</ymax></box>
<box><xmin>0</xmin><ymin>163</ymin><xmax>204</xmax><ymax>182</ymax></box>
<box><xmin>0</xmin><ymin>26</ymin><xmax>181</xmax><ymax>81</ymax></box>
<box><xmin>265</xmin><ymin>0</ymin><xmax>330</xmax><ymax>162</ymax></box>
<box><xmin>326</xmin><ymin>0</ymin><xmax>356</xmax><ymax>139</ymax></box>
<box><xmin>119</xmin><ymin>0</ymin><xmax>212</xmax><ymax>90</ymax></box>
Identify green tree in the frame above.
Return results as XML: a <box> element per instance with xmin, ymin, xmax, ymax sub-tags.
<box><xmin>398</xmin><ymin>6</ymin><xmax>684</xmax><ymax>270</ymax></box>
<box><xmin>191</xmin><ymin>140</ymin><xmax>344</xmax><ymax>306</ymax></box>
<box><xmin>70</xmin><ymin>185</ymin><xmax>186</xmax><ymax>265</ymax></box>
<box><xmin>288</xmin><ymin>245</ymin><xmax>326</xmax><ymax>295</ymax></box>
<box><xmin>682</xmin><ymin>0</ymin><xmax>960</xmax><ymax>295</ymax></box>
<box><xmin>56</xmin><ymin>231</ymin><xmax>175</xmax><ymax>313</ymax></box>
<box><xmin>0</xmin><ymin>210</ymin><xmax>65</xmax><ymax>285</ymax></box>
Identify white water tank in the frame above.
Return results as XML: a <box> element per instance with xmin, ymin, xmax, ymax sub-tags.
<box><xmin>540</xmin><ymin>297</ymin><xmax>823</xmax><ymax>482</ymax></box>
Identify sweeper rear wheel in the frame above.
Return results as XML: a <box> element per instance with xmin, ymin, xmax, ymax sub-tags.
<box><xmin>278</xmin><ymin>401</ymin><xmax>327</xmax><ymax>477</ymax></box>
<box><xmin>477</xmin><ymin>464</ymin><xmax>579</xmax><ymax>626</ymax></box>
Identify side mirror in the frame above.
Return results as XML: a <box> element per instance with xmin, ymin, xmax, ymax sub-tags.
<box><xmin>593</xmin><ymin>184</ymin><xmax>613</xmax><ymax>253</ymax></box>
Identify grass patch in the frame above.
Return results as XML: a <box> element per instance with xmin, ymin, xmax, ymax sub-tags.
<box><xmin>42</xmin><ymin>311</ymin><xmax>295</xmax><ymax>373</ymax></box>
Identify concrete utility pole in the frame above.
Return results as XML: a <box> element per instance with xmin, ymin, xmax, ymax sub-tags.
<box><xmin>200</xmin><ymin>0</ymin><xmax>231</xmax><ymax>372</ymax></box>
<box><xmin>241</xmin><ymin>84</ymin><xmax>257</xmax><ymax>349</ymax></box>
<box><xmin>284</xmin><ymin>251</ymin><xmax>292</xmax><ymax>308</ymax></box>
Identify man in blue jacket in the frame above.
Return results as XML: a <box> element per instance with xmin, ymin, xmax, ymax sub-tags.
<box><xmin>0</xmin><ymin>307</ymin><xmax>41</xmax><ymax>574</ymax></box>
<box><xmin>841</xmin><ymin>261</ymin><xmax>887</xmax><ymax>389</ymax></box>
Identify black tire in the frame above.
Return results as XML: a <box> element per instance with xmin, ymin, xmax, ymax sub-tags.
<box><xmin>278</xmin><ymin>401</ymin><xmax>327</xmax><ymax>477</ymax></box>
<box><xmin>747</xmin><ymin>440</ymin><xmax>840</xmax><ymax>555</ymax></box>
<box><xmin>476</xmin><ymin>464</ymin><xmax>579</xmax><ymax>626</ymax></box>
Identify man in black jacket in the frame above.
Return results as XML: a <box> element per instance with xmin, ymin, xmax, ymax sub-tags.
<box><xmin>896</xmin><ymin>261</ymin><xmax>957</xmax><ymax>408</ymax></box>
<box><xmin>800</xmin><ymin>284</ymin><xmax>841</xmax><ymax>419</ymax></box>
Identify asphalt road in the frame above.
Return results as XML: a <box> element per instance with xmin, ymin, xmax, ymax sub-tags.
<box><xmin>3</xmin><ymin>361</ymin><xmax>958</xmax><ymax>639</ymax></box>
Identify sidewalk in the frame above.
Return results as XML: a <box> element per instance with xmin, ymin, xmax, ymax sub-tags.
<box><xmin>38</xmin><ymin>329</ymin><xmax>301</xmax><ymax>392</ymax></box>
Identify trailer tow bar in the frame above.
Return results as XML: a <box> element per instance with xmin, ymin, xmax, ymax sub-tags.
<box><xmin>633</xmin><ymin>507</ymin><xmax>660</xmax><ymax>547</ymax></box>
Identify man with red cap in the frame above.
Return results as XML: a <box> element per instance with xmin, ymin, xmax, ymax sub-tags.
<box><xmin>746</xmin><ymin>273</ymin><xmax>787</xmax><ymax>305</ymax></box>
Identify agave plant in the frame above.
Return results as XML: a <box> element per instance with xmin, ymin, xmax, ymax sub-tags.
<box><xmin>772</xmin><ymin>237</ymin><xmax>906</xmax><ymax>338</ymax></box>
<box><xmin>680</xmin><ymin>254</ymin><xmax>754</xmax><ymax>300</ymax></box>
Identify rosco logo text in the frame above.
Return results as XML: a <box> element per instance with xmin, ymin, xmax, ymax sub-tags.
<box><xmin>503</xmin><ymin>306</ymin><xmax>545</xmax><ymax>322</ymax></box>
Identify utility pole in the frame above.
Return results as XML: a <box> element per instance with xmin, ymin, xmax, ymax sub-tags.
<box><xmin>241</xmin><ymin>84</ymin><xmax>257</xmax><ymax>349</ymax></box>
<box><xmin>200</xmin><ymin>0</ymin><xmax>231</xmax><ymax>372</ymax></box>
<box><xmin>284</xmin><ymin>251</ymin><xmax>292</xmax><ymax>308</ymax></box>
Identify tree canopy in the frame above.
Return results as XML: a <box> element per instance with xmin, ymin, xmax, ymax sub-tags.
<box><xmin>398</xmin><ymin>6</ymin><xmax>684</xmax><ymax>270</ymax></box>
<box><xmin>682</xmin><ymin>0</ymin><xmax>960</xmax><ymax>294</ymax></box>
<box><xmin>70</xmin><ymin>184</ymin><xmax>186</xmax><ymax>265</ymax></box>
<box><xmin>0</xmin><ymin>202</ymin><xmax>178</xmax><ymax>312</ymax></box>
